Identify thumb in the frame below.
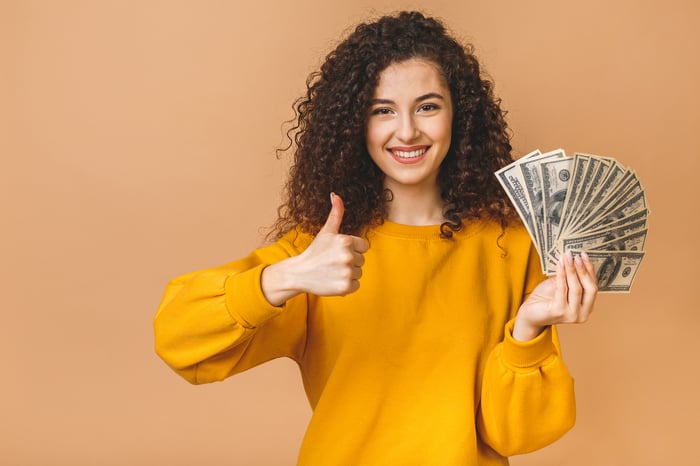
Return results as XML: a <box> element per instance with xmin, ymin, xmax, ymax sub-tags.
<box><xmin>319</xmin><ymin>192</ymin><xmax>344</xmax><ymax>234</ymax></box>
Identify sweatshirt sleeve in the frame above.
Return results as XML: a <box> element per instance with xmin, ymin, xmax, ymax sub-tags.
<box><xmin>153</xmin><ymin>232</ymin><xmax>310</xmax><ymax>385</ymax></box>
<box><xmin>476</xmin><ymin>231</ymin><xmax>576</xmax><ymax>456</ymax></box>
<box><xmin>477</xmin><ymin>320</ymin><xmax>575</xmax><ymax>456</ymax></box>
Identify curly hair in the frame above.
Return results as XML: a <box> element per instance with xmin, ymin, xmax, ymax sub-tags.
<box><xmin>271</xmin><ymin>11</ymin><xmax>518</xmax><ymax>239</ymax></box>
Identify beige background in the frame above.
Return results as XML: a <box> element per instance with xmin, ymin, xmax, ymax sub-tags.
<box><xmin>2</xmin><ymin>0</ymin><xmax>698</xmax><ymax>465</ymax></box>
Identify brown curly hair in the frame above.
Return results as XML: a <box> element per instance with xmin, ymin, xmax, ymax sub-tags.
<box><xmin>272</xmin><ymin>11</ymin><xmax>517</xmax><ymax>239</ymax></box>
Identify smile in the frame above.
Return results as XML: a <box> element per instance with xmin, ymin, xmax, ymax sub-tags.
<box><xmin>389</xmin><ymin>146</ymin><xmax>429</xmax><ymax>164</ymax></box>
<box><xmin>392</xmin><ymin>148</ymin><xmax>427</xmax><ymax>158</ymax></box>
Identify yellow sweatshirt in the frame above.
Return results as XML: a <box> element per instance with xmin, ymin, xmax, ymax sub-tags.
<box><xmin>154</xmin><ymin>219</ymin><xmax>575</xmax><ymax>465</ymax></box>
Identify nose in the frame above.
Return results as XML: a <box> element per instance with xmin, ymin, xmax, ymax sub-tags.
<box><xmin>396</xmin><ymin>113</ymin><xmax>420</xmax><ymax>142</ymax></box>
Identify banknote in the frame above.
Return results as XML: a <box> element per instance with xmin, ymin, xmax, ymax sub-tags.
<box><xmin>495</xmin><ymin>149</ymin><xmax>648</xmax><ymax>292</ymax></box>
<box><xmin>557</xmin><ymin>154</ymin><xmax>590</xmax><ymax>236</ymax></box>
<box><xmin>563</xmin><ymin>161</ymin><xmax>626</xmax><ymax>235</ymax></box>
<box><xmin>519</xmin><ymin>149</ymin><xmax>566</xmax><ymax>265</ymax></box>
<box><xmin>495</xmin><ymin>149</ymin><xmax>541</xmax><ymax>246</ymax></box>
<box><xmin>584</xmin><ymin>186</ymin><xmax>647</xmax><ymax>233</ymax></box>
<box><xmin>581</xmin><ymin>172</ymin><xmax>638</xmax><ymax>220</ymax></box>
<box><xmin>565</xmin><ymin>156</ymin><xmax>612</xmax><ymax>231</ymax></box>
<box><xmin>540</xmin><ymin>156</ymin><xmax>573</xmax><ymax>260</ymax></box>
<box><xmin>559</xmin><ymin>217</ymin><xmax>648</xmax><ymax>254</ymax></box>
<box><xmin>570</xmin><ymin>250</ymin><xmax>645</xmax><ymax>293</ymax></box>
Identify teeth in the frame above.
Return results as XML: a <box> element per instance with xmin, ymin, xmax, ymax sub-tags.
<box><xmin>393</xmin><ymin>148</ymin><xmax>427</xmax><ymax>158</ymax></box>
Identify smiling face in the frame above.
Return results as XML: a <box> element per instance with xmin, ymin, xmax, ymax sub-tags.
<box><xmin>365</xmin><ymin>58</ymin><xmax>453</xmax><ymax>194</ymax></box>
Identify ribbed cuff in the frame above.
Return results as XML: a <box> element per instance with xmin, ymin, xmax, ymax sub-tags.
<box><xmin>502</xmin><ymin>319</ymin><xmax>557</xmax><ymax>369</ymax></box>
<box><xmin>224</xmin><ymin>264</ymin><xmax>284</xmax><ymax>328</ymax></box>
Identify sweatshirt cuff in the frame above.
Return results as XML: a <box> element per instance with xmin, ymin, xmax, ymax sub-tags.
<box><xmin>224</xmin><ymin>264</ymin><xmax>283</xmax><ymax>328</ymax></box>
<box><xmin>501</xmin><ymin>319</ymin><xmax>557</xmax><ymax>369</ymax></box>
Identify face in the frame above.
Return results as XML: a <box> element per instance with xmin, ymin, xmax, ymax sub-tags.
<box><xmin>365</xmin><ymin>58</ymin><xmax>453</xmax><ymax>193</ymax></box>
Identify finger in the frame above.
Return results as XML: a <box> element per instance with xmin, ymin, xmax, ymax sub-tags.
<box><xmin>575</xmin><ymin>252</ymin><xmax>598</xmax><ymax>292</ymax></box>
<box><xmin>554</xmin><ymin>254</ymin><xmax>568</xmax><ymax>308</ymax></box>
<box><xmin>576</xmin><ymin>252</ymin><xmax>598</xmax><ymax>319</ymax></box>
<box><xmin>581</xmin><ymin>251</ymin><xmax>596</xmax><ymax>277</ymax></box>
<box><xmin>564</xmin><ymin>251</ymin><xmax>583</xmax><ymax>313</ymax></box>
<box><xmin>352</xmin><ymin>251</ymin><xmax>366</xmax><ymax>267</ymax></box>
<box><xmin>351</xmin><ymin>265</ymin><xmax>363</xmax><ymax>280</ymax></box>
<box><xmin>352</xmin><ymin>236</ymin><xmax>369</xmax><ymax>253</ymax></box>
<box><xmin>319</xmin><ymin>192</ymin><xmax>345</xmax><ymax>234</ymax></box>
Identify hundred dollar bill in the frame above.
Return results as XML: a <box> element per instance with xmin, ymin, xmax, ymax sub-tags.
<box><xmin>519</xmin><ymin>149</ymin><xmax>566</xmax><ymax>266</ymax></box>
<box><xmin>582</xmin><ymin>178</ymin><xmax>647</xmax><ymax>232</ymax></box>
<box><xmin>496</xmin><ymin>148</ymin><xmax>648</xmax><ymax>290</ymax></box>
<box><xmin>564</xmin><ymin>164</ymin><xmax>634</xmax><ymax>237</ymax></box>
<box><xmin>568</xmin><ymin>155</ymin><xmax>600</xmax><ymax>222</ymax></box>
<box><xmin>564</xmin><ymin>155</ymin><xmax>612</xmax><ymax>232</ymax></box>
<box><xmin>593</xmin><ymin>169</ymin><xmax>637</xmax><ymax>205</ymax></box>
<box><xmin>570</xmin><ymin>250</ymin><xmax>645</xmax><ymax>293</ymax></box>
<box><xmin>549</xmin><ymin>215</ymin><xmax>647</xmax><ymax>273</ymax></box>
<box><xmin>583</xmin><ymin>208</ymin><xmax>648</xmax><ymax>236</ymax></box>
<box><xmin>540</xmin><ymin>156</ymin><xmax>573</xmax><ymax>264</ymax></box>
<box><xmin>559</xmin><ymin>217</ymin><xmax>648</xmax><ymax>253</ymax></box>
<box><xmin>562</xmin><ymin>160</ymin><xmax>626</xmax><ymax>236</ymax></box>
<box><xmin>557</xmin><ymin>154</ymin><xmax>590</xmax><ymax>236</ymax></box>
<box><xmin>495</xmin><ymin>149</ymin><xmax>541</xmax><ymax>247</ymax></box>
<box><xmin>591</xmin><ymin>228</ymin><xmax>647</xmax><ymax>252</ymax></box>
<box><xmin>597</xmin><ymin>175</ymin><xmax>643</xmax><ymax>214</ymax></box>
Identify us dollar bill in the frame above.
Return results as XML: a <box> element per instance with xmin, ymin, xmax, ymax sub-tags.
<box><xmin>564</xmin><ymin>155</ymin><xmax>612</xmax><ymax>232</ymax></box>
<box><xmin>540</xmin><ymin>156</ymin><xmax>573</xmax><ymax>262</ymax></box>
<box><xmin>495</xmin><ymin>149</ymin><xmax>541</xmax><ymax>247</ymax></box>
<box><xmin>557</xmin><ymin>153</ymin><xmax>589</xmax><ymax>236</ymax></box>
<box><xmin>559</xmin><ymin>217</ymin><xmax>648</xmax><ymax>253</ymax></box>
<box><xmin>591</xmin><ymin>228</ymin><xmax>647</xmax><ymax>252</ymax></box>
<box><xmin>568</xmin><ymin>155</ymin><xmax>599</xmax><ymax>222</ymax></box>
<box><xmin>583</xmin><ymin>181</ymin><xmax>647</xmax><ymax>232</ymax></box>
<box><xmin>583</xmin><ymin>208</ymin><xmax>648</xmax><ymax>236</ymax></box>
<box><xmin>495</xmin><ymin>149</ymin><xmax>648</xmax><ymax>291</ymax></box>
<box><xmin>562</xmin><ymin>161</ymin><xmax>626</xmax><ymax>236</ymax></box>
<box><xmin>519</xmin><ymin>149</ymin><xmax>566</xmax><ymax>268</ymax></box>
<box><xmin>570</xmin><ymin>250</ymin><xmax>645</xmax><ymax>293</ymax></box>
<box><xmin>583</xmin><ymin>171</ymin><xmax>639</xmax><ymax>220</ymax></box>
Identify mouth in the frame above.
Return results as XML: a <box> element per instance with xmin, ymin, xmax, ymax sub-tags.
<box><xmin>389</xmin><ymin>146</ymin><xmax>429</xmax><ymax>164</ymax></box>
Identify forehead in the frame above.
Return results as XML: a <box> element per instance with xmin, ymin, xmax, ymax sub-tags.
<box><xmin>373</xmin><ymin>59</ymin><xmax>449</xmax><ymax>96</ymax></box>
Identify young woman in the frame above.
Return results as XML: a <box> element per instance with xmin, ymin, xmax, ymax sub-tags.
<box><xmin>154</xmin><ymin>11</ymin><xmax>597</xmax><ymax>465</ymax></box>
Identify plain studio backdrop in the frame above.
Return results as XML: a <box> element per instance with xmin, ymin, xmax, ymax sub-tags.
<box><xmin>2</xmin><ymin>1</ymin><xmax>698</xmax><ymax>465</ymax></box>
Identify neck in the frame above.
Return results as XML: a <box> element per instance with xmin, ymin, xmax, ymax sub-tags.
<box><xmin>384</xmin><ymin>181</ymin><xmax>445</xmax><ymax>226</ymax></box>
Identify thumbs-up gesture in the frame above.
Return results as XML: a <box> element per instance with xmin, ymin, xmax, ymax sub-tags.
<box><xmin>300</xmin><ymin>193</ymin><xmax>370</xmax><ymax>295</ymax></box>
<box><xmin>260</xmin><ymin>193</ymin><xmax>369</xmax><ymax>306</ymax></box>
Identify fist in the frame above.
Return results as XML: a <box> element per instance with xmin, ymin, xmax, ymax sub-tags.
<box><xmin>296</xmin><ymin>193</ymin><xmax>369</xmax><ymax>296</ymax></box>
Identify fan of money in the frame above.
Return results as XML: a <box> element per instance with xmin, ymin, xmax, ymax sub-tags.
<box><xmin>495</xmin><ymin>149</ymin><xmax>648</xmax><ymax>293</ymax></box>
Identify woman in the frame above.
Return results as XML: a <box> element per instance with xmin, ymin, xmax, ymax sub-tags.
<box><xmin>154</xmin><ymin>11</ymin><xmax>597</xmax><ymax>465</ymax></box>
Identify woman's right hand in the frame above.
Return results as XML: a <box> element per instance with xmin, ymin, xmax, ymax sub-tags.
<box><xmin>261</xmin><ymin>193</ymin><xmax>369</xmax><ymax>306</ymax></box>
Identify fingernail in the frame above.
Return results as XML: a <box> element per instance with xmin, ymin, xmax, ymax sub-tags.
<box><xmin>574</xmin><ymin>254</ymin><xmax>582</xmax><ymax>266</ymax></box>
<box><xmin>565</xmin><ymin>251</ymin><xmax>573</xmax><ymax>265</ymax></box>
<box><xmin>581</xmin><ymin>251</ymin><xmax>589</xmax><ymax>260</ymax></box>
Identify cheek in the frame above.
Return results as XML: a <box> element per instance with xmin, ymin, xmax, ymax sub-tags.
<box><xmin>365</xmin><ymin>123</ymin><xmax>386</xmax><ymax>150</ymax></box>
<box><xmin>441</xmin><ymin>114</ymin><xmax>454</xmax><ymax>138</ymax></box>
<box><xmin>428</xmin><ymin>116</ymin><xmax>452</xmax><ymax>144</ymax></box>
<box><xmin>440</xmin><ymin>124</ymin><xmax>452</xmax><ymax>143</ymax></box>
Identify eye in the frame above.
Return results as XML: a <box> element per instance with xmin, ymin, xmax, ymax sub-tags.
<box><xmin>371</xmin><ymin>107</ymin><xmax>394</xmax><ymax>116</ymax></box>
<box><xmin>418</xmin><ymin>103</ymin><xmax>439</xmax><ymax>112</ymax></box>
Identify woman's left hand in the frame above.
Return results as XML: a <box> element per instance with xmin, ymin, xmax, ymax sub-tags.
<box><xmin>512</xmin><ymin>251</ymin><xmax>598</xmax><ymax>341</ymax></box>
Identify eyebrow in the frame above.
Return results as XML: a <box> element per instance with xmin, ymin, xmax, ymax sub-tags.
<box><xmin>370</xmin><ymin>92</ymin><xmax>446</xmax><ymax>105</ymax></box>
